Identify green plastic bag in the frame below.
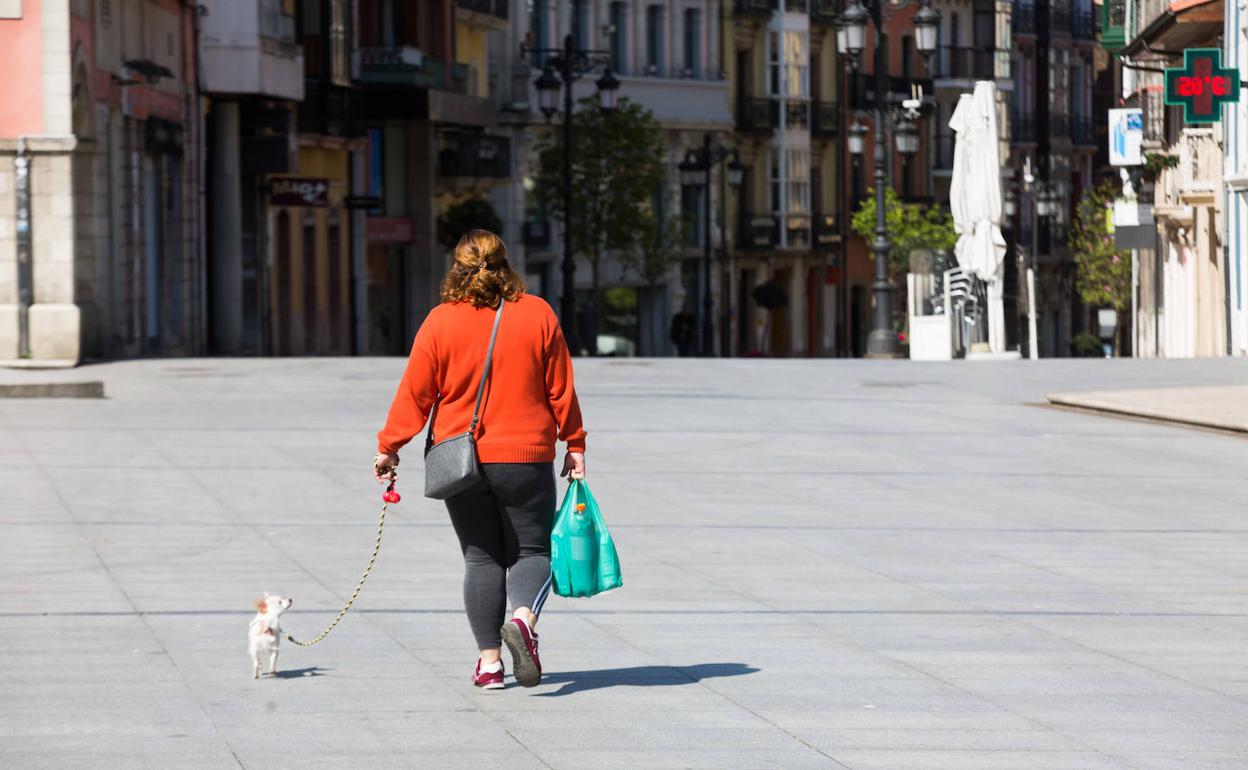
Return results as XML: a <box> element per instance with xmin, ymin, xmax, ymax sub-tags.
<box><xmin>551</xmin><ymin>479</ymin><xmax>622</xmax><ymax>598</ymax></box>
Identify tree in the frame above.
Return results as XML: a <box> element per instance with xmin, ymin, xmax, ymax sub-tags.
<box><xmin>1071</xmin><ymin>180</ymin><xmax>1131</xmax><ymax>354</ymax></box>
<box><xmin>850</xmin><ymin>187</ymin><xmax>957</xmax><ymax>273</ymax></box>
<box><xmin>620</xmin><ymin>205</ymin><xmax>686</xmax><ymax>287</ymax></box>
<box><xmin>436</xmin><ymin>197</ymin><xmax>503</xmax><ymax>252</ymax></box>
<box><xmin>535</xmin><ymin>97</ymin><xmax>665</xmax><ymax>353</ymax></box>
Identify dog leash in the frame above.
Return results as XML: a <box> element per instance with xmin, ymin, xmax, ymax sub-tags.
<box><xmin>284</xmin><ymin>479</ymin><xmax>400</xmax><ymax>647</ymax></box>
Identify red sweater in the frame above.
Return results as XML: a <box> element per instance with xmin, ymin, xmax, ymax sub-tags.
<box><xmin>377</xmin><ymin>294</ymin><xmax>586</xmax><ymax>463</ymax></box>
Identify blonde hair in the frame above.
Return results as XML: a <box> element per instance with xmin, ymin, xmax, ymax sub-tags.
<box><xmin>440</xmin><ymin>229</ymin><xmax>526</xmax><ymax>308</ymax></box>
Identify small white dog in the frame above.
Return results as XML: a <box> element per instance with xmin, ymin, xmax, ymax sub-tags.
<box><xmin>248</xmin><ymin>593</ymin><xmax>293</xmax><ymax>679</ymax></box>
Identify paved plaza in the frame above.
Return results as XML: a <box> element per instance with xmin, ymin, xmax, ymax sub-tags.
<box><xmin>2</xmin><ymin>356</ymin><xmax>1247</xmax><ymax>769</ymax></box>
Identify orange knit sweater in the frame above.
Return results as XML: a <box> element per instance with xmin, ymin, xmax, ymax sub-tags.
<box><xmin>377</xmin><ymin>294</ymin><xmax>586</xmax><ymax>463</ymax></box>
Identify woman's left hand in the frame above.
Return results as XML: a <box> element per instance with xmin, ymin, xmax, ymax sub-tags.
<box><xmin>373</xmin><ymin>453</ymin><xmax>399</xmax><ymax>484</ymax></box>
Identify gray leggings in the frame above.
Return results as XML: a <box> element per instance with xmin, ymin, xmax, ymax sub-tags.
<box><xmin>445</xmin><ymin>462</ymin><xmax>556</xmax><ymax>650</ymax></box>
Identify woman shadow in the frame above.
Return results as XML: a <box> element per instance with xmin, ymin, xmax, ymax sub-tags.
<box><xmin>535</xmin><ymin>663</ymin><xmax>758</xmax><ymax>697</ymax></box>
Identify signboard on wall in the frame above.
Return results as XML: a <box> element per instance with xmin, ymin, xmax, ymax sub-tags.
<box><xmin>1164</xmin><ymin>48</ymin><xmax>1241</xmax><ymax>124</ymax></box>
<box><xmin>269</xmin><ymin>177</ymin><xmax>330</xmax><ymax>207</ymax></box>
<box><xmin>1108</xmin><ymin>108</ymin><xmax>1143</xmax><ymax>166</ymax></box>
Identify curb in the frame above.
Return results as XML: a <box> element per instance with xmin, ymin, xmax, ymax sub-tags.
<box><xmin>0</xmin><ymin>381</ymin><xmax>105</xmax><ymax>399</ymax></box>
<box><xmin>1047</xmin><ymin>392</ymin><xmax>1248</xmax><ymax>435</ymax></box>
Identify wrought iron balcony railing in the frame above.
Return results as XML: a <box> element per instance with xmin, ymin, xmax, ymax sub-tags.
<box><xmin>736</xmin><ymin>97</ymin><xmax>779</xmax><ymax>134</ymax></box>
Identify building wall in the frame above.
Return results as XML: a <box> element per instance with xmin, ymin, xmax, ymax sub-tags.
<box><xmin>1227</xmin><ymin>0</ymin><xmax>1248</xmax><ymax>356</ymax></box>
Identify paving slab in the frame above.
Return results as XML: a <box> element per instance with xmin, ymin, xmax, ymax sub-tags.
<box><xmin>2</xmin><ymin>356</ymin><xmax>1247</xmax><ymax>769</ymax></box>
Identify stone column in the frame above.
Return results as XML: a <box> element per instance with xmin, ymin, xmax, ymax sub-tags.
<box><xmin>26</xmin><ymin>138</ymin><xmax>81</xmax><ymax>362</ymax></box>
<box><xmin>210</xmin><ymin>102</ymin><xmax>243</xmax><ymax>353</ymax></box>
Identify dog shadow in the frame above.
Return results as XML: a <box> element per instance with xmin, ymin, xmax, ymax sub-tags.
<box><xmin>268</xmin><ymin>666</ymin><xmax>333</xmax><ymax>679</ymax></box>
<box><xmin>534</xmin><ymin>662</ymin><xmax>758</xmax><ymax>697</ymax></box>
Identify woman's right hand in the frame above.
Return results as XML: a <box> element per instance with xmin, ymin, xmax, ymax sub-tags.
<box><xmin>373</xmin><ymin>452</ymin><xmax>399</xmax><ymax>484</ymax></box>
<box><xmin>561</xmin><ymin>451</ymin><xmax>585</xmax><ymax>481</ymax></box>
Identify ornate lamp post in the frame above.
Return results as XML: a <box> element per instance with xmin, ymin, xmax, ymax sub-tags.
<box><xmin>526</xmin><ymin>35</ymin><xmax>620</xmax><ymax>355</ymax></box>
<box><xmin>837</xmin><ymin>0</ymin><xmax>940</xmax><ymax>358</ymax></box>
<box><xmin>679</xmin><ymin>136</ymin><xmax>743</xmax><ymax>357</ymax></box>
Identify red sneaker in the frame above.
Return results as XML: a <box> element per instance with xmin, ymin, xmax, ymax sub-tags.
<box><xmin>501</xmin><ymin>617</ymin><xmax>542</xmax><ymax>687</ymax></box>
<box><xmin>472</xmin><ymin>658</ymin><xmax>504</xmax><ymax>690</ymax></box>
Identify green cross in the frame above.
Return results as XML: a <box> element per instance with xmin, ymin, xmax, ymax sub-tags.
<box><xmin>1165</xmin><ymin>48</ymin><xmax>1241</xmax><ymax>125</ymax></box>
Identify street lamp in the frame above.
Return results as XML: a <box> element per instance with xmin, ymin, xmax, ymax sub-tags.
<box><xmin>894</xmin><ymin>117</ymin><xmax>919</xmax><ymax>156</ymax></box>
<box><xmin>681</xmin><ymin>134</ymin><xmax>742</xmax><ymax>357</ymax></box>
<box><xmin>835</xmin><ymin>0</ymin><xmax>940</xmax><ymax>358</ymax></box>
<box><xmin>847</xmin><ymin>121</ymin><xmax>868</xmax><ymax>157</ymax></box>
<box><xmin>523</xmin><ymin>34</ymin><xmax>619</xmax><ymax>356</ymax></box>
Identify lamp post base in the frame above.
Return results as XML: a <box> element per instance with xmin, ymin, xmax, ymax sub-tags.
<box><xmin>865</xmin><ymin>329</ymin><xmax>902</xmax><ymax>359</ymax></box>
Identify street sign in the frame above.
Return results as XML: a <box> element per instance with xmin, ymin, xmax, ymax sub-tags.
<box><xmin>269</xmin><ymin>177</ymin><xmax>330</xmax><ymax>207</ymax></box>
<box><xmin>1108</xmin><ymin>108</ymin><xmax>1143</xmax><ymax>166</ymax></box>
<box><xmin>1164</xmin><ymin>48</ymin><xmax>1240</xmax><ymax>124</ymax></box>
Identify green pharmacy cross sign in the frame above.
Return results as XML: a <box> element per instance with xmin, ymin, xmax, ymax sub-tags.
<box><xmin>1165</xmin><ymin>48</ymin><xmax>1241</xmax><ymax>124</ymax></box>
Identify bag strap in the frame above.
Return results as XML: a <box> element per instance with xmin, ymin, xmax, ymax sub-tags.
<box><xmin>425</xmin><ymin>301</ymin><xmax>505</xmax><ymax>451</ymax></box>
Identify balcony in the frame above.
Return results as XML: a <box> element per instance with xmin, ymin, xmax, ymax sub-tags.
<box><xmin>732</xmin><ymin>0</ymin><xmax>774</xmax><ymax>16</ymax></box>
<box><xmin>1071</xmin><ymin>9</ymin><xmax>1096</xmax><ymax>42</ymax></box>
<box><xmin>1050</xmin><ymin>4</ymin><xmax>1072</xmax><ymax>36</ymax></box>
<box><xmin>811</xmin><ymin>101</ymin><xmax>840</xmax><ymax>138</ymax></box>
<box><xmin>1013</xmin><ymin>3</ymin><xmax>1036</xmax><ymax>36</ymax></box>
<box><xmin>358</xmin><ymin>46</ymin><xmax>468</xmax><ymax>92</ymax></box>
<box><xmin>736</xmin><ymin>97</ymin><xmax>779</xmax><ymax>134</ymax></box>
<box><xmin>198</xmin><ymin>0</ymin><xmax>303</xmax><ymax>99</ymax></box>
<box><xmin>457</xmin><ymin>0</ymin><xmax>507</xmax><ymax>19</ymax></box>
<box><xmin>738</xmin><ymin>213</ymin><xmax>779</xmax><ymax>250</ymax></box>
<box><xmin>299</xmin><ymin>80</ymin><xmax>363</xmax><ymax>137</ymax></box>
<box><xmin>1156</xmin><ymin>128</ymin><xmax>1220</xmax><ymax>214</ymax></box>
<box><xmin>847</xmin><ymin>72</ymin><xmax>931</xmax><ymax>110</ymax></box>
<box><xmin>813</xmin><ymin>213</ymin><xmax>840</xmax><ymax>248</ymax></box>
<box><xmin>1070</xmin><ymin>116</ymin><xmax>1096</xmax><ymax>147</ymax></box>
<box><xmin>437</xmin><ymin>133</ymin><xmax>511</xmax><ymax>179</ymax></box>
<box><xmin>1049</xmin><ymin>114</ymin><xmax>1071</xmax><ymax>141</ymax></box>
<box><xmin>1012</xmin><ymin>110</ymin><xmax>1036</xmax><ymax>143</ymax></box>
<box><xmin>810</xmin><ymin>0</ymin><xmax>838</xmax><ymax>25</ymax></box>
<box><xmin>933</xmin><ymin>46</ymin><xmax>1003</xmax><ymax>82</ymax></box>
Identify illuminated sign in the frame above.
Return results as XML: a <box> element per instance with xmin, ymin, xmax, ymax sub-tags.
<box><xmin>1164</xmin><ymin>48</ymin><xmax>1240</xmax><ymax>125</ymax></box>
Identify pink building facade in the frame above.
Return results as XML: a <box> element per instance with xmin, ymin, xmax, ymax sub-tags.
<box><xmin>0</xmin><ymin>0</ymin><xmax>204</xmax><ymax>363</ymax></box>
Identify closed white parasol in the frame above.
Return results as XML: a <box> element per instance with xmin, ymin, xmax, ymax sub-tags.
<box><xmin>948</xmin><ymin>81</ymin><xmax>1008</xmax><ymax>353</ymax></box>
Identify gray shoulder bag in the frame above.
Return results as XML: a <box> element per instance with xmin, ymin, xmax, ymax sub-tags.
<box><xmin>423</xmin><ymin>301</ymin><xmax>504</xmax><ymax>500</ymax></box>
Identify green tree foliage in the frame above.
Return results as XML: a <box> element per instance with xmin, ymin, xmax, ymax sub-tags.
<box><xmin>1071</xmin><ymin>180</ymin><xmax>1131</xmax><ymax>312</ymax></box>
<box><xmin>1071</xmin><ymin>180</ymin><xmax>1131</xmax><ymax>354</ymax></box>
<box><xmin>436</xmin><ymin>197</ymin><xmax>504</xmax><ymax>252</ymax></box>
<box><xmin>850</xmin><ymin>187</ymin><xmax>957</xmax><ymax>272</ymax></box>
<box><xmin>621</xmin><ymin>205</ymin><xmax>687</xmax><ymax>287</ymax></box>
<box><xmin>535</xmin><ymin>97</ymin><xmax>665</xmax><ymax>349</ymax></box>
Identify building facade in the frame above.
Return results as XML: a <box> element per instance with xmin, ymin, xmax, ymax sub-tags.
<box><xmin>1116</xmin><ymin>0</ymin><xmax>1229</xmax><ymax>358</ymax></box>
<box><xmin>1225</xmin><ymin>0</ymin><xmax>1247</xmax><ymax>356</ymax></box>
<box><xmin>0</xmin><ymin>0</ymin><xmax>205</xmax><ymax>364</ymax></box>
<box><xmin>1004</xmin><ymin>0</ymin><xmax>1098</xmax><ymax>357</ymax></box>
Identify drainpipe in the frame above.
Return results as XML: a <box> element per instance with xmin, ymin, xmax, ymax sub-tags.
<box><xmin>14</xmin><ymin>136</ymin><xmax>32</xmax><ymax>358</ymax></box>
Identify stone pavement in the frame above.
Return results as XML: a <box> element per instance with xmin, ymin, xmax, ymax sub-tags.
<box><xmin>2</xmin><ymin>356</ymin><xmax>1247</xmax><ymax>769</ymax></box>
<box><xmin>1049</xmin><ymin>385</ymin><xmax>1248</xmax><ymax>434</ymax></box>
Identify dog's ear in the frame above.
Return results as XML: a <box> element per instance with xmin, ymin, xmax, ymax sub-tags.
<box><xmin>255</xmin><ymin>598</ymin><xmax>268</xmax><ymax>613</ymax></box>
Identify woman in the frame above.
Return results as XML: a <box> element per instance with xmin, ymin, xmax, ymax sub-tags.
<box><xmin>372</xmin><ymin>229</ymin><xmax>586</xmax><ymax>691</ymax></box>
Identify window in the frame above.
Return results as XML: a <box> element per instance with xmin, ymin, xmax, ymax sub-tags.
<box><xmin>767</xmin><ymin>147</ymin><xmax>811</xmax><ymax>247</ymax></box>
<box><xmin>609</xmin><ymin>2</ymin><xmax>627</xmax><ymax>74</ymax></box>
<box><xmin>646</xmin><ymin>5</ymin><xmax>664</xmax><ymax>75</ymax></box>
<box><xmin>681</xmin><ymin>184</ymin><xmax>704</xmax><ymax>247</ymax></box>
<box><xmin>684</xmin><ymin>9</ymin><xmax>701</xmax><ymax>78</ymax></box>
<box><xmin>530</xmin><ymin>0</ymin><xmax>548</xmax><ymax>67</ymax></box>
<box><xmin>768</xmin><ymin>30</ymin><xmax>808</xmax><ymax>99</ymax></box>
<box><xmin>786</xmin><ymin>148</ymin><xmax>810</xmax><ymax>217</ymax></box>
<box><xmin>572</xmin><ymin>0</ymin><xmax>587</xmax><ymax>51</ymax></box>
<box><xmin>901</xmin><ymin>35</ymin><xmax>913</xmax><ymax>79</ymax></box>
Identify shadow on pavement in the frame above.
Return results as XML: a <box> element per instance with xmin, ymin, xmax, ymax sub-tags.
<box><xmin>534</xmin><ymin>662</ymin><xmax>758</xmax><ymax>697</ymax></box>
<box><xmin>269</xmin><ymin>667</ymin><xmax>333</xmax><ymax>679</ymax></box>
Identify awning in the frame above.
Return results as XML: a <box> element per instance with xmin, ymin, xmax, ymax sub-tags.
<box><xmin>1122</xmin><ymin>0</ymin><xmax>1224</xmax><ymax>58</ymax></box>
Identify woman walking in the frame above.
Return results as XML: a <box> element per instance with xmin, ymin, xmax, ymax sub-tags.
<box><xmin>372</xmin><ymin>229</ymin><xmax>586</xmax><ymax>690</ymax></box>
